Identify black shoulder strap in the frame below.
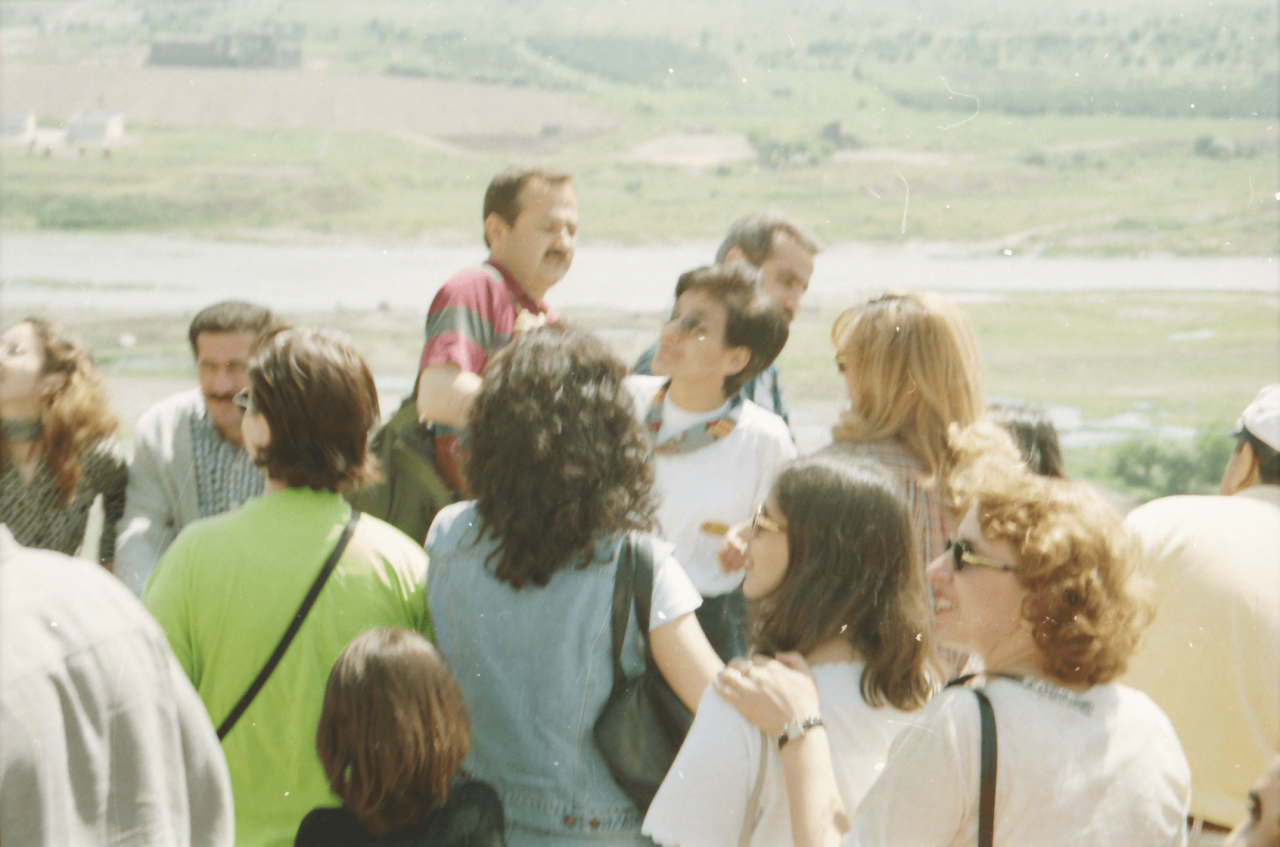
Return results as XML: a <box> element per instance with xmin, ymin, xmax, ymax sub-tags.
<box><xmin>604</xmin><ymin>533</ymin><xmax>636</xmax><ymax>695</ymax></box>
<box><xmin>631</xmin><ymin>533</ymin><xmax>656</xmax><ymax>644</ymax></box>
<box><xmin>947</xmin><ymin>676</ymin><xmax>997</xmax><ymax>847</ymax></box>
<box><xmin>217</xmin><ymin>510</ymin><xmax>361</xmax><ymax>741</ymax></box>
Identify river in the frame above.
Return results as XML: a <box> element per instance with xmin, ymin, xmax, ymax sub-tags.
<box><xmin>2</xmin><ymin>231</ymin><xmax>1276</xmax><ymax>314</ymax></box>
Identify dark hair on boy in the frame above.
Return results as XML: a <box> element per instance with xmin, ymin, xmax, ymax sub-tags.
<box><xmin>751</xmin><ymin>457</ymin><xmax>936</xmax><ymax>712</ymax></box>
<box><xmin>315</xmin><ymin>629</ymin><xmax>471</xmax><ymax>836</ymax></box>
<box><xmin>482</xmin><ymin>166</ymin><xmax>574</xmax><ymax>247</ymax></box>
<box><xmin>465</xmin><ymin>324</ymin><xmax>659</xmax><ymax>589</ymax></box>
<box><xmin>989</xmin><ymin>402</ymin><xmax>1066</xmax><ymax>478</ymax></box>
<box><xmin>714</xmin><ymin>210</ymin><xmax>821</xmax><ymax>266</ymax></box>
<box><xmin>187</xmin><ymin>301</ymin><xmax>274</xmax><ymax>355</ymax></box>
<box><xmin>674</xmin><ymin>263</ymin><xmax>790</xmax><ymax>396</ymax></box>
<box><xmin>247</xmin><ymin>328</ymin><xmax>381</xmax><ymax>492</ymax></box>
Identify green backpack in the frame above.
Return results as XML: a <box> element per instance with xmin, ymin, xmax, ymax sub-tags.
<box><xmin>346</xmin><ymin>395</ymin><xmax>454</xmax><ymax>546</ymax></box>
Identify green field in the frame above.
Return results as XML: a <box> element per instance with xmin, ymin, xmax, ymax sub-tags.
<box><xmin>1</xmin><ymin>0</ymin><xmax>1277</xmax><ymax>254</ymax></box>
<box><xmin>38</xmin><ymin>285</ymin><xmax>1276</xmax><ymax>506</ymax></box>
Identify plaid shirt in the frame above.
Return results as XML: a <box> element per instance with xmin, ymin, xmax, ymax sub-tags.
<box><xmin>817</xmin><ymin>438</ymin><xmax>956</xmax><ymax>564</ymax></box>
<box><xmin>190</xmin><ymin>411</ymin><xmax>263</xmax><ymax>519</ymax></box>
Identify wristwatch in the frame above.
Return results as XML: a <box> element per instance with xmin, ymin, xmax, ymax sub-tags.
<box><xmin>777</xmin><ymin>715</ymin><xmax>824</xmax><ymax>749</ymax></box>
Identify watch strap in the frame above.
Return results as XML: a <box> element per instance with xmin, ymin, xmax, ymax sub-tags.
<box><xmin>776</xmin><ymin>715</ymin><xmax>824</xmax><ymax>748</ymax></box>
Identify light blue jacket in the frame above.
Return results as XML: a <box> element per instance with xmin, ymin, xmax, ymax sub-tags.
<box><xmin>427</xmin><ymin>502</ymin><xmax>678</xmax><ymax>847</ymax></box>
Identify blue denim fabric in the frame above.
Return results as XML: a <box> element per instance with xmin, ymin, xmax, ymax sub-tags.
<box><xmin>427</xmin><ymin>503</ymin><xmax>654</xmax><ymax>847</ymax></box>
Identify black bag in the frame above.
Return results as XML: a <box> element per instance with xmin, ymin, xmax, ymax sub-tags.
<box><xmin>593</xmin><ymin>533</ymin><xmax>693</xmax><ymax>811</ymax></box>
<box><xmin>345</xmin><ymin>395</ymin><xmax>453</xmax><ymax>545</ymax></box>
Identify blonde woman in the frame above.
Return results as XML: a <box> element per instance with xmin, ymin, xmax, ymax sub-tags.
<box><xmin>821</xmin><ymin>291</ymin><xmax>984</xmax><ymax>564</ymax></box>
<box><xmin>0</xmin><ymin>318</ymin><xmax>126</xmax><ymax>567</ymax></box>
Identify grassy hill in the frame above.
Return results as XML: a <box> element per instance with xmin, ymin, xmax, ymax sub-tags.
<box><xmin>1</xmin><ymin>0</ymin><xmax>1276</xmax><ymax>254</ymax></box>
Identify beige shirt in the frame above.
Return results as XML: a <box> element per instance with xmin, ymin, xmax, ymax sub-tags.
<box><xmin>1123</xmin><ymin>485</ymin><xmax>1280</xmax><ymax>826</ymax></box>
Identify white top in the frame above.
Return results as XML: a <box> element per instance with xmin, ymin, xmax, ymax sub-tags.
<box><xmin>846</xmin><ymin>678</ymin><xmax>1191</xmax><ymax>847</ymax></box>
<box><xmin>626</xmin><ymin>374</ymin><xmax>797</xmax><ymax>597</ymax></box>
<box><xmin>1122</xmin><ymin>485</ymin><xmax>1280</xmax><ymax>825</ymax></box>
<box><xmin>0</xmin><ymin>525</ymin><xmax>233</xmax><ymax>846</ymax></box>
<box><xmin>644</xmin><ymin>662</ymin><xmax>913</xmax><ymax>847</ymax></box>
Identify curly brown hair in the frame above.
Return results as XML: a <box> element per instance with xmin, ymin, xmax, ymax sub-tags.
<box><xmin>316</xmin><ymin>629</ymin><xmax>471</xmax><ymax>836</ymax></box>
<box><xmin>948</xmin><ymin>423</ymin><xmax>1154</xmax><ymax>686</ymax></box>
<box><xmin>465</xmin><ymin>324</ymin><xmax>659</xmax><ymax>589</ymax></box>
<box><xmin>1</xmin><ymin>319</ymin><xmax>119</xmax><ymax>506</ymax></box>
<box><xmin>751</xmin><ymin>457</ymin><xmax>937</xmax><ymax>711</ymax></box>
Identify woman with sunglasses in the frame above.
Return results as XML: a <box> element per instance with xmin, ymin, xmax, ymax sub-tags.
<box><xmin>0</xmin><ymin>318</ymin><xmax>126</xmax><ymax>568</ymax></box>
<box><xmin>627</xmin><ymin>262</ymin><xmax>796</xmax><ymax>661</ymax></box>
<box><xmin>643</xmin><ymin>457</ymin><xmax>936</xmax><ymax>847</ymax></box>
<box><xmin>145</xmin><ymin>329</ymin><xmax>431</xmax><ymax>847</ymax></box>
<box><xmin>716</xmin><ymin>424</ymin><xmax>1191</xmax><ymax>847</ymax></box>
<box><xmin>821</xmin><ymin>291</ymin><xmax>984</xmax><ymax>566</ymax></box>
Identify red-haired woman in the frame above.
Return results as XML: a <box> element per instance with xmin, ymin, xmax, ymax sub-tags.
<box><xmin>0</xmin><ymin>318</ymin><xmax>126</xmax><ymax>567</ymax></box>
<box><xmin>296</xmin><ymin>628</ymin><xmax>504</xmax><ymax>847</ymax></box>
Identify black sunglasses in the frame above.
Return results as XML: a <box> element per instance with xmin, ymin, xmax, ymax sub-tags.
<box><xmin>944</xmin><ymin>537</ymin><xmax>1017</xmax><ymax>574</ymax></box>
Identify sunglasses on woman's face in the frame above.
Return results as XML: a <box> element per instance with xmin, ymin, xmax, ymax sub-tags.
<box><xmin>944</xmin><ymin>537</ymin><xmax>1017</xmax><ymax>574</ymax></box>
<box><xmin>751</xmin><ymin>503</ymin><xmax>784</xmax><ymax>536</ymax></box>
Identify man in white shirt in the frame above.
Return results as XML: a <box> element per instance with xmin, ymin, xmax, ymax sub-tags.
<box><xmin>1124</xmin><ymin>384</ymin><xmax>1280</xmax><ymax>844</ymax></box>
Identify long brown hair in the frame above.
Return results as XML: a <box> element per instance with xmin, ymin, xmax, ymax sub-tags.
<box><xmin>1</xmin><ymin>319</ymin><xmax>118</xmax><ymax>505</ymax></box>
<box><xmin>751</xmin><ymin>457</ymin><xmax>936</xmax><ymax>711</ymax></box>
<box><xmin>315</xmin><ymin>629</ymin><xmax>471</xmax><ymax>836</ymax></box>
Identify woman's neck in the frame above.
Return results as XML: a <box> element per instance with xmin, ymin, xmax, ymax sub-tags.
<box><xmin>805</xmin><ymin>638</ymin><xmax>860</xmax><ymax>666</ymax></box>
<box><xmin>0</xmin><ymin>400</ymin><xmax>42</xmax><ymax>423</ymax></box>
<box><xmin>665</xmin><ymin>377</ymin><xmax>729</xmax><ymax>414</ymax></box>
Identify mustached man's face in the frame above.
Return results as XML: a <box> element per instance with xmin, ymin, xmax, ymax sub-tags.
<box><xmin>487</xmin><ymin>179</ymin><xmax>578</xmax><ymax>301</ymax></box>
<box><xmin>195</xmin><ymin>331</ymin><xmax>256</xmax><ymax>445</ymax></box>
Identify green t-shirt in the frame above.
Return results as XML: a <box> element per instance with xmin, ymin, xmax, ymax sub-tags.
<box><xmin>145</xmin><ymin>488</ymin><xmax>430</xmax><ymax>847</ymax></box>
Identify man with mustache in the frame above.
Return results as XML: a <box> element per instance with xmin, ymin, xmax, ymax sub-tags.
<box><xmin>115</xmin><ymin>301</ymin><xmax>274</xmax><ymax>595</ymax></box>
<box><xmin>415</xmin><ymin>166</ymin><xmax>578</xmax><ymax>492</ymax></box>
<box><xmin>633</xmin><ymin>210</ymin><xmax>819</xmax><ymax>424</ymax></box>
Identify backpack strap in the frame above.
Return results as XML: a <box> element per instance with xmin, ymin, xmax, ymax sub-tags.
<box><xmin>217</xmin><ymin>510</ymin><xmax>360</xmax><ymax>740</ymax></box>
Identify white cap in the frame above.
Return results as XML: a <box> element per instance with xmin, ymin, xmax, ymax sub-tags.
<box><xmin>1234</xmin><ymin>384</ymin><xmax>1280</xmax><ymax>452</ymax></box>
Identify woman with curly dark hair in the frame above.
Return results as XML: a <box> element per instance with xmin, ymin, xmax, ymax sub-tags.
<box><xmin>0</xmin><ymin>318</ymin><xmax>126</xmax><ymax>567</ymax></box>
<box><xmin>716</xmin><ymin>424</ymin><xmax>1191</xmax><ymax>847</ymax></box>
<box><xmin>426</xmin><ymin>324</ymin><xmax>722</xmax><ymax>847</ymax></box>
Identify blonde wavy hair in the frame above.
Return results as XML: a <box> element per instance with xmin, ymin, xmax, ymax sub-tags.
<box><xmin>1</xmin><ymin>319</ymin><xmax>119</xmax><ymax>506</ymax></box>
<box><xmin>831</xmin><ymin>291</ymin><xmax>984</xmax><ymax>492</ymax></box>
<box><xmin>949</xmin><ymin>423</ymin><xmax>1154</xmax><ymax>686</ymax></box>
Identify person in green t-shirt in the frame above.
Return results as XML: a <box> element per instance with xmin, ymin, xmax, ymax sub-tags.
<box><xmin>146</xmin><ymin>328</ymin><xmax>431</xmax><ymax>847</ymax></box>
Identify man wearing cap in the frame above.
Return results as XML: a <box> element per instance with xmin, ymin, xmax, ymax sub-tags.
<box><xmin>1123</xmin><ymin>384</ymin><xmax>1280</xmax><ymax>845</ymax></box>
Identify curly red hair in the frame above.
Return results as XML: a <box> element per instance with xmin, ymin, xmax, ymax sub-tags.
<box><xmin>948</xmin><ymin>423</ymin><xmax>1154</xmax><ymax>686</ymax></box>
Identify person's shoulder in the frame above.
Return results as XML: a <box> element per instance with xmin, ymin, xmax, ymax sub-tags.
<box><xmin>737</xmin><ymin>400</ymin><xmax>794</xmax><ymax>443</ymax></box>
<box><xmin>431</xmin><ymin>265</ymin><xmax>507</xmax><ymax>307</ymax></box>
<box><xmin>425</xmin><ymin>501</ymin><xmax>481</xmax><ymax>554</ymax></box>
<box><xmin>447</xmin><ymin>777</ymin><xmax>504</xmax><ymax>814</ymax></box>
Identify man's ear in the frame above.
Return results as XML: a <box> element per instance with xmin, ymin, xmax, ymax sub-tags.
<box><xmin>724</xmin><ymin>346</ymin><xmax>752</xmax><ymax>381</ymax></box>
<box><xmin>483</xmin><ymin>213</ymin><xmax>508</xmax><ymax>252</ymax></box>
<box><xmin>1220</xmin><ymin>441</ymin><xmax>1259</xmax><ymax>496</ymax></box>
<box><xmin>723</xmin><ymin>245</ymin><xmax>747</xmax><ymax>264</ymax></box>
